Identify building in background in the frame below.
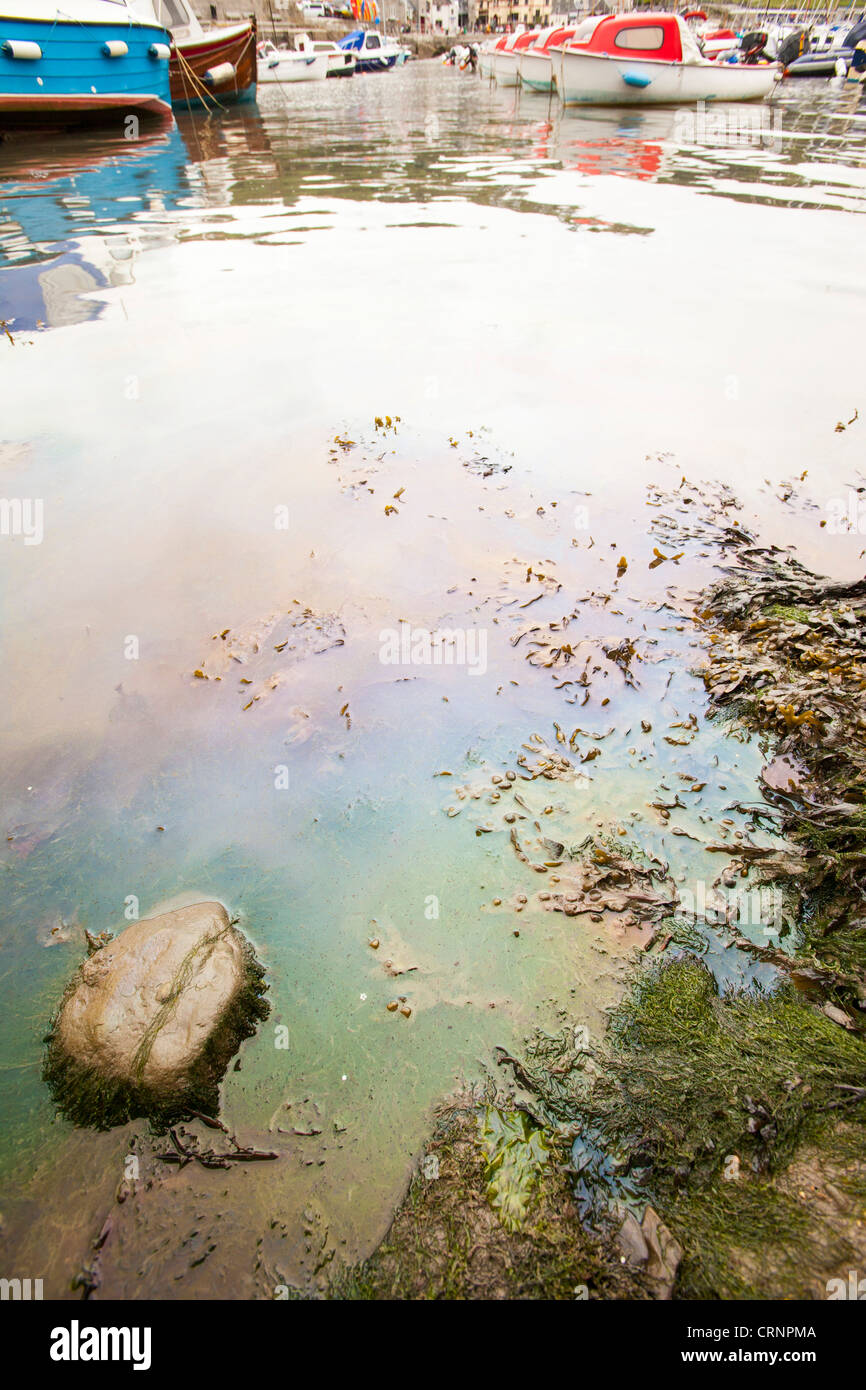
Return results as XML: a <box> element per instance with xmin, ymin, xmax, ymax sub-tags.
<box><xmin>416</xmin><ymin>0</ymin><xmax>459</xmax><ymax>30</ymax></box>
<box><xmin>474</xmin><ymin>0</ymin><xmax>552</xmax><ymax>30</ymax></box>
<box><xmin>381</xmin><ymin>0</ymin><xmax>415</xmax><ymax>27</ymax></box>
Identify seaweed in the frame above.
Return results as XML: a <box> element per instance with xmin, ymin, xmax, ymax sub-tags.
<box><xmin>329</xmin><ymin>1097</ymin><xmax>649</xmax><ymax>1301</ymax></box>
<box><xmin>698</xmin><ymin>545</ymin><xmax>866</xmax><ymax>1008</ymax></box>
<box><xmin>497</xmin><ymin>958</ymin><xmax>866</xmax><ymax>1298</ymax></box>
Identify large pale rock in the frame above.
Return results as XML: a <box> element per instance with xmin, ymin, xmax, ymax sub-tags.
<box><xmin>44</xmin><ymin>902</ymin><xmax>268</xmax><ymax>1129</ymax></box>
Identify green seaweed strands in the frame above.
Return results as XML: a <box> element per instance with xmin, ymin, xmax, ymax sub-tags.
<box><xmin>499</xmin><ymin>958</ymin><xmax>866</xmax><ymax>1299</ymax></box>
<box><xmin>696</xmin><ymin>543</ymin><xmax>866</xmax><ymax>1004</ymax></box>
<box><xmin>42</xmin><ymin>932</ymin><xmax>269</xmax><ymax>1133</ymax></box>
<box><xmin>327</xmin><ymin>1099</ymin><xmax>648</xmax><ymax>1302</ymax></box>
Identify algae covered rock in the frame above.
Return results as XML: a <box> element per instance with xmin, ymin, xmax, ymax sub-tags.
<box><xmin>44</xmin><ymin>902</ymin><xmax>269</xmax><ymax>1130</ymax></box>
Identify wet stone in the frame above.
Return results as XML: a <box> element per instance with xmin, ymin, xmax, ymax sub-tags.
<box><xmin>43</xmin><ymin>902</ymin><xmax>268</xmax><ymax>1130</ymax></box>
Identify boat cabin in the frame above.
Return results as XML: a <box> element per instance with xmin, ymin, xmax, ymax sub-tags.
<box><xmin>536</xmin><ymin>26</ymin><xmax>576</xmax><ymax>51</ymax></box>
<box><xmin>561</xmin><ymin>13</ymin><xmax>703</xmax><ymax>64</ymax></box>
<box><xmin>339</xmin><ymin>29</ymin><xmax>389</xmax><ymax>54</ymax></box>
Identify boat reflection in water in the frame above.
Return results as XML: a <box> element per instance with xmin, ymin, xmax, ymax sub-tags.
<box><xmin>0</xmin><ymin>108</ymin><xmax>272</xmax><ymax>328</ymax></box>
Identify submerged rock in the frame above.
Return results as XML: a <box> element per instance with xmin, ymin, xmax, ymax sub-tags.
<box><xmin>44</xmin><ymin>902</ymin><xmax>268</xmax><ymax>1130</ymax></box>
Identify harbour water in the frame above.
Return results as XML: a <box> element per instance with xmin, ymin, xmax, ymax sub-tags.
<box><xmin>1</xmin><ymin>64</ymin><xmax>865</xmax><ymax>1296</ymax></box>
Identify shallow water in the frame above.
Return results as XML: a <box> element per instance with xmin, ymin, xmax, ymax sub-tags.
<box><xmin>1</xmin><ymin>65</ymin><xmax>864</xmax><ymax>1297</ymax></box>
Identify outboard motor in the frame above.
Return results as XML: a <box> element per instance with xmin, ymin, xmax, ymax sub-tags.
<box><xmin>740</xmin><ymin>30</ymin><xmax>769</xmax><ymax>63</ymax></box>
<box><xmin>777</xmin><ymin>28</ymin><xmax>809</xmax><ymax>68</ymax></box>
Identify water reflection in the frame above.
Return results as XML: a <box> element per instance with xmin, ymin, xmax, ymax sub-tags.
<box><xmin>2</xmin><ymin>67</ymin><xmax>863</xmax><ymax>303</ymax></box>
<box><xmin>0</xmin><ymin>62</ymin><xmax>864</xmax><ymax>1296</ymax></box>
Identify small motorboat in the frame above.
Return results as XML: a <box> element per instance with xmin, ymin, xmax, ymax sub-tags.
<box><xmin>256</xmin><ymin>38</ymin><xmax>328</xmax><ymax>84</ymax></box>
<box><xmin>518</xmin><ymin>25</ymin><xmax>576</xmax><ymax>92</ymax></box>
<box><xmin>338</xmin><ymin>28</ymin><xmax>404</xmax><ymax>72</ymax></box>
<box><xmin>296</xmin><ymin>37</ymin><xmax>355</xmax><ymax>77</ymax></box>
<box><xmin>551</xmin><ymin>13</ymin><xmax>779</xmax><ymax>107</ymax></box>
<box><xmin>0</xmin><ymin>0</ymin><xmax>172</xmax><ymax>127</ymax></box>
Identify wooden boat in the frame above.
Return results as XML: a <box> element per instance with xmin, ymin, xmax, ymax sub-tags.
<box><xmin>552</xmin><ymin>13</ymin><xmax>779</xmax><ymax>107</ymax></box>
<box><xmin>133</xmin><ymin>0</ymin><xmax>256</xmax><ymax>108</ymax></box>
<box><xmin>0</xmin><ymin>0</ymin><xmax>172</xmax><ymax>127</ymax></box>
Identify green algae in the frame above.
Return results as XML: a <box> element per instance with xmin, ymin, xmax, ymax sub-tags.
<box><xmin>497</xmin><ymin>957</ymin><xmax>866</xmax><ymax>1298</ymax></box>
<box><xmin>337</xmin><ymin>500</ymin><xmax>866</xmax><ymax>1301</ymax></box>
<box><xmin>329</xmin><ymin>1099</ymin><xmax>648</xmax><ymax>1301</ymax></box>
<box><xmin>478</xmin><ymin>1106</ymin><xmax>552</xmax><ymax>1234</ymax></box>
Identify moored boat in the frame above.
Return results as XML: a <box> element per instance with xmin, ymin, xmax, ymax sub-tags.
<box><xmin>552</xmin><ymin>13</ymin><xmax>779</xmax><ymax>107</ymax></box>
<box><xmin>493</xmin><ymin>30</ymin><xmax>536</xmax><ymax>88</ymax></box>
<box><xmin>478</xmin><ymin>39</ymin><xmax>495</xmax><ymax>78</ymax></box>
<box><xmin>0</xmin><ymin>0</ymin><xmax>172</xmax><ymax>127</ymax></box>
<box><xmin>338</xmin><ymin>28</ymin><xmax>403</xmax><ymax>72</ymax></box>
<box><xmin>296</xmin><ymin>36</ymin><xmax>355</xmax><ymax>77</ymax></box>
<box><xmin>783</xmin><ymin>19</ymin><xmax>866</xmax><ymax>77</ymax></box>
<box><xmin>256</xmin><ymin>38</ymin><xmax>328</xmax><ymax>83</ymax></box>
<box><xmin>518</xmin><ymin>25</ymin><xmax>576</xmax><ymax>92</ymax></box>
<box><xmin>137</xmin><ymin>0</ymin><xmax>256</xmax><ymax>108</ymax></box>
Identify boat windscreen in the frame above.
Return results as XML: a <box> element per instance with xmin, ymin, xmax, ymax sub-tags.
<box><xmin>568</xmin><ymin>16</ymin><xmax>603</xmax><ymax>45</ymax></box>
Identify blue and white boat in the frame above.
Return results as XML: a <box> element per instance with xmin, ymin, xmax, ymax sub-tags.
<box><xmin>0</xmin><ymin>0</ymin><xmax>172</xmax><ymax>127</ymax></box>
<box><xmin>338</xmin><ymin>29</ymin><xmax>406</xmax><ymax>73</ymax></box>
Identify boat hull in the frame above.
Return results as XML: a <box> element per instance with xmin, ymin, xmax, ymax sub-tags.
<box><xmin>553</xmin><ymin>48</ymin><xmax>779</xmax><ymax>105</ymax></box>
<box><xmin>171</xmin><ymin>20</ymin><xmax>257</xmax><ymax>107</ymax></box>
<box><xmin>257</xmin><ymin>50</ymin><xmax>328</xmax><ymax>83</ymax></box>
<box><xmin>493</xmin><ymin>51</ymin><xmax>519</xmax><ymax>87</ymax></box>
<box><xmin>0</xmin><ymin>16</ymin><xmax>171</xmax><ymax>125</ymax></box>
<box><xmin>354</xmin><ymin>54</ymin><xmax>398</xmax><ymax>72</ymax></box>
<box><xmin>326</xmin><ymin>50</ymin><xmax>355</xmax><ymax>76</ymax></box>
<box><xmin>785</xmin><ymin>49</ymin><xmax>852</xmax><ymax>77</ymax></box>
<box><xmin>519</xmin><ymin>51</ymin><xmax>555</xmax><ymax>92</ymax></box>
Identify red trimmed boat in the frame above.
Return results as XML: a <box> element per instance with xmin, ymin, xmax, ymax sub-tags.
<box><xmin>133</xmin><ymin>0</ymin><xmax>256</xmax><ymax>107</ymax></box>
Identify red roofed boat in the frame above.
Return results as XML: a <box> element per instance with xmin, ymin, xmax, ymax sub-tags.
<box><xmin>551</xmin><ymin>13</ymin><xmax>779</xmax><ymax>106</ymax></box>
